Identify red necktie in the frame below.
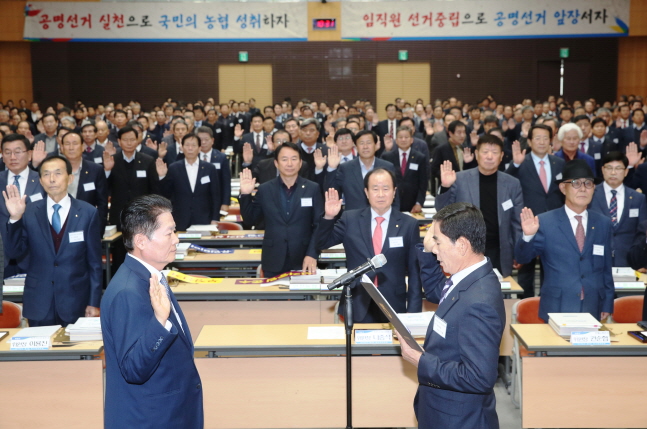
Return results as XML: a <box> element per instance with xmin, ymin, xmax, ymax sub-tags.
<box><xmin>580</xmin><ymin>142</ymin><xmax>586</xmax><ymax>153</ymax></box>
<box><xmin>372</xmin><ymin>217</ymin><xmax>385</xmax><ymax>286</ymax></box>
<box><xmin>389</xmin><ymin>121</ymin><xmax>394</xmax><ymax>139</ymax></box>
<box><xmin>574</xmin><ymin>215</ymin><xmax>585</xmax><ymax>252</ymax></box>
<box><xmin>401</xmin><ymin>152</ymin><xmax>407</xmax><ymax>176</ymax></box>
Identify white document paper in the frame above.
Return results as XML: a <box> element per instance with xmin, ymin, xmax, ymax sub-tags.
<box><xmin>307</xmin><ymin>326</ymin><xmax>345</xmax><ymax>340</ymax></box>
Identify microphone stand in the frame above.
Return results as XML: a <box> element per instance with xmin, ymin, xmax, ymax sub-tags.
<box><xmin>328</xmin><ymin>259</ymin><xmax>374</xmax><ymax>429</ymax></box>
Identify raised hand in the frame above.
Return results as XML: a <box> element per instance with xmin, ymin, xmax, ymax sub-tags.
<box><xmin>521</xmin><ymin>121</ymin><xmax>531</xmax><ymax>138</ymax></box>
<box><xmin>266</xmin><ymin>135</ymin><xmax>275</xmax><ymax>152</ymax></box>
<box><xmin>383</xmin><ymin>133</ymin><xmax>394</xmax><ymax>151</ymax></box>
<box><xmin>149</xmin><ymin>273</ymin><xmax>171</xmax><ymax>326</ymax></box>
<box><xmin>463</xmin><ymin>147</ymin><xmax>474</xmax><ymax>163</ymax></box>
<box><xmin>423</xmin><ymin>221</ymin><xmax>436</xmax><ymax>253</ymax></box>
<box><xmin>502</xmin><ymin>120</ymin><xmax>509</xmax><ymax>132</ymax></box>
<box><xmin>3</xmin><ymin>184</ymin><xmax>27</xmax><ymax>220</ymax></box>
<box><xmin>520</xmin><ymin>207</ymin><xmax>540</xmax><ymax>236</ymax></box>
<box><xmin>469</xmin><ymin>130</ymin><xmax>478</xmax><ymax>147</ymax></box>
<box><xmin>325</xmin><ymin>134</ymin><xmax>335</xmax><ymax>148</ymax></box>
<box><xmin>507</xmin><ymin>118</ymin><xmax>516</xmax><ymax>131</ymax></box>
<box><xmin>25</xmin><ymin>129</ymin><xmax>34</xmax><ymax>143</ymax></box>
<box><xmin>324</xmin><ymin>188</ymin><xmax>343</xmax><ymax>219</ymax></box>
<box><xmin>105</xmin><ymin>141</ymin><xmax>117</xmax><ymax>156</ymax></box>
<box><xmin>155</xmin><ymin>158</ymin><xmax>168</xmax><ymax>178</ymax></box>
<box><xmin>327</xmin><ymin>144</ymin><xmax>341</xmax><ymax>170</ymax></box>
<box><xmin>239</xmin><ymin>168</ymin><xmax>256</xmax><ymax>195</ymax></box>
<box><xmin>234</xmin><ymin>124</ymin><xmax>243</xmax><ymax>139</ymax></box>
<box><xmin>242</xmin><ymin>142</ymin><xmax>254</xmax><ymax>164</ymax></box>
<box><xmin>440</xmin><ymin>160</ymin><xmax>457</xmax><ymax>188</ymax></box>
<box><xmin>433</xmin><ymin>120</ymin><xmax>444</xmax><ymax>134</ymax></box>
<box><xmin>313</xmin><ymin>148</ymin><xmax>327</xmax><ymax>170</ymax></box>
<box><xmin>511</xmin><ymin>140</ymin><xmax>526</xmax><ymax>165</ymax></box>
<box><xmin>31</xmin><ymin>140</ymin><xmax>47</xmax><ymax>168</ymax></box>
<box><xmin>616</xmin><ymin>117</ymin><xmax>624</xmax><ymax>129</ymax></box>
<box><xmin>145</xmin><ymin>138</ymin><xmax>157</xmax><ymax>151</ymax></box>
<box><xmin>626</xmin><ymin>142</ymin><xmax>645</xmax><ymax>167</ymax></box>
<box><xmin>158</xmin><ymin>141</ymin><xmax>168</xmax><ymax>159</ymax></box>
<box><xmin>641</xmin><ymin>130</ymin><xmax>647</xmax><ymax>149</ymax></box>
<box><xmin>424</xmin><ymin>120</ymin><xmax>434</xmax><ymax>136</ymax></box>
<box><xmin>102</xmin><ymin>151</ymin><xmax>114</xmax><ymax>171</ymax></box>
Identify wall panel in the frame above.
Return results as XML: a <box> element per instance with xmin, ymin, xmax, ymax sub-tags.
<box><xmin>618</xmin><ymin>37</ymin><xmax>647</xmax><ymax>98</ymax></box>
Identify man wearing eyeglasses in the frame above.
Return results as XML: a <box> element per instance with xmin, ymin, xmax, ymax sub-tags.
<box><xmin>588</xmin><ymin>152</ymin><xmax>647</xmax><ymax>267</ymax></box>
<box><xmin>516</xmin><ymin>159</ymin><xmax>615</xmax><ymax>322</ymax></box>
<box><xmin>252</xmin><ymin>130</ymin><xmax>309</xmax><ymax>185</ymax></box>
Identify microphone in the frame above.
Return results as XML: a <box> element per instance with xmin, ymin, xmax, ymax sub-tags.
<box><xmin>327</xmin><ymin>254</ymin><xmax>387</xmax><ymax>290</ymax></box>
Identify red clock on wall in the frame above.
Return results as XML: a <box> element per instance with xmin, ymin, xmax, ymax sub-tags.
<box><xmin>312</xmin><ymin>18</ymin><xmax>337</xmax><ymax>30</ymax></box>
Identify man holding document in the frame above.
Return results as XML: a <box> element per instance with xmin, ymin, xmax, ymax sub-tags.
<box><xmin>398</xmin><ymin>202</ymin><xmax>505</xmax><ymax>429</ymax></box>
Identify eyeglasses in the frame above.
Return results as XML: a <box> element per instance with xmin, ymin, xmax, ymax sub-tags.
<box><xmin>603</xmin><ymin>166</ymin><xmax>626</xmax><ymax>172</ymax></box>
<box><xmin>274</xmin><ymin>140</ymin><xmax>289</xmax><ymax>145</ymax></box>
<box><xmin>566</xmin><ymin>179</ymin><xmax>595</xmax><ymax>189</ymax></box>
<box><xmin>3</xmin><ymin>149</ymin><xmax>27</xmax><ymax>157</ymax></box>
<box><xmin>337</xmin><ymin>136</ymin><xmax>353</xmax><ymax>141</ymax></box>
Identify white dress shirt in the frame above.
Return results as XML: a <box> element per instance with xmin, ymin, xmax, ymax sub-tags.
<box><xmin>370</xmin><ymin>207</ymin><xmax>391</xmax><ymax>250</ymax></box>
<box><xmin>603</xmin><ymin>182</ymin><xmax>624</xmax><ymax>223</ymax></box>
<box><xmin>340</xmin><ymin>152</ymin><xmax>355</xmax><ymax>163</ymax></box>
<box><xmin>443</xmin><ymin>257</ymin><xmax>488</xmax><ymax>300</ymax></box>
<box><xmin>184</xmin><ymin>158</ymin><xmax>199</xmax><ymax>193</ymax></box>
<box><xmin>360</xmin><ymin>157</ymin><xmax>376</xmax><ymax>178</ymax></box>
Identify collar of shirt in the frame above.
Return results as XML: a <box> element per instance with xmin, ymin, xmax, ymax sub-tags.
<box><xmin>184</xmin><ymin>157</ymin><xmax>199</xmax><ymax>167</ymax></box>
<box><xmin>564</xmin><ymin>205</ymin><xmax>588</xmax><ymax>236</ymax></box>
<box><xmin>128</xmin><ymin>253</ymin><xmax>163</xmax><ymax>281</ymax></box>
<box><xmin>398</xmin><ymin>148</ymin><xmax>411</xmax><ymax>158</ymax></box>
<box><xmin>10</xmin><ymin>167</ymin><xmax>31</xmax><ymax>197</ymax></box>
<box><xmin>123</xmin><ymin>151</ymin><xmax>136</xmax><ymax>163</ymax></box>
<box><xmin>359</xmin><ymin>157</ymin><xmax>376</xmax><ymax>177</ymax></box>
<box><xmin>95</xmin><ymin>139</ymin><xmax>108</xmax><ymax>147</ymax></box>
<box><xmin>530</xmin><ymin>151</ymin><xmax>551</xmax><ymax>178</ymax></box>
<box><xmin>200</xmin><ymin>150</ymin><xmax>212</xmax><ymax>161</ymax></box>
<box><xmin>603</xmin><ymin>181</ymin><xmax>624</xmax><ymax>199</ymax></box>
<box><xmin>46</xmin><ymin>194</ymin><xmax>71</xmax><ymax>228</ymax></box>
<box><xmin>340</xmin><ymin>152</ymin><xmax>354</xmax><ymax>162</ymax></box>
<box><xmin>301</xmin><ymin>142</ymin><xmax>316</xmax><ymax>153</ymax></box>
<box><xmin>633</xmin><ymin>123</ymin><xmax>645</xmax><ymax>130</ymax></box>
<box><xmin>444</xmin><ymin>256</ymin><xmax>488</xmax><ymax>299</ymax></box>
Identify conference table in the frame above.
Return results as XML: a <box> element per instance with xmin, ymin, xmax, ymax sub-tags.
<box><xmin>169</xmin><ymin>249</ymin><xmax>262</xmax><ymax>277</ymax></box>
<box><xmin>177</xmin><ymin>230</ymin><xmax>264</xmax><ymax>248</ymax></box>
<box><xmin>194</xmin><ymin>323</ymin><xmax>419</xmax><ymax>429</ymax></box>
<box><xmin>511</xmin><ymin>323</ymin><xmax>647</xmax><ymax>428</ymax></box>
<box><xmin>0</xmin><ymin>328</ymin><xmax>104</xmax><ymax>428</ymax></box>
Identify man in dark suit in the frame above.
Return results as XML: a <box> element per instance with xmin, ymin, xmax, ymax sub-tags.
<box><xmin>239</xmin><ymin>142</ymin><xmax>323</xmax><ymax>277</ymax></box>
<box><xmin>429</xmin><ymin>120</ymin><xmax>477</xmax><ymax>191</ymax></box>
<box><xmin>196</xmin><ymin>126</ymin><xmax>231</xmax><ymax>214</ymax></box>
<box><xmin>588</xmin><ymin>152</ymin><xmax>647</xmax><ymax>267</ymax></box>
<box><xmin>4</xmin><ymin>155</ymin><xmax>102</xmax><ymax>326</ymax></box>
<box><xmin>252</xmin><ymin>130</ymin><xmax>309</xmax><ymax>184</ymax></box>
<box><xmin>32</xmin><ymin>113</ymin><xmax>59</xmax><ymax>154</ymax></box>
<box><xmin>324</xmin><ymin>130</ymin><xmax>397</xmax><ymax>211</ymax></box>
<box><xmin>158</xmin><ymin>133</ymin><xmax>221</xmax><ymax>231</ymax></box>
<box><xmin>161</xmin><ymin>120</ymin><xmax>188</xmax><ymax>166</ymax></box>
<box><xmin>235</xmin><ymin>112</ymin><xmax>271</xmax><ymax>171</ymax></box>
<box><xmin>151</xmin><ymin>110</ymin><xmax>169</xmax><ymax>143</ymax></box>
<box><xmin>436</xmin><ymin>134</ymin><xmax>523</xmax><ymax>277</ymax></box>
<box><xmin>0</xmin><ymin>134</ymin><xmax>44</xmax><ymax>277</ymax></box>
<box><xmin>60</xmin><ymin>132</ymin><xmax>108</xmax><ymax>236</ymax></box>
<box><xmin>215</xmin><ymin>103</ymin><xmax>236</xmax><ymax>150</ymax></box>
<box><xmin>398</xmin><ymin>202</ymin><xmax>505</xmax><ymax>429</ymax></box>
<box><xmin>101</xmin><ymin>195</ymin><xmax>203</xmax><ymax>429</ymax></box>
<box><xmin>80</xmin><ymin>123</ymin><xmax>106</xmax><ymax>165</ymax></box>
<box><xmin>298</xmin><ymin>118</ymin><xmax>329</xmax><ymax>181</ymax></box>
<box><xmin>505</xmin><ymin>125</ymin><xmax>565</xmax><ymax>297</ymax></box>
<box><xmin>516</xmin><ymin>160</ymin><xmax>615</xmax><ymax>322</ymax></box>
<box><xmin>621</xmin><ymin>109</ymin><xmax>647</xmax><ymax>154</ymax></box>
<box><xmin>316</xmin><ymin>169</ymin><xmax>421</xmax><ymax>323</ymax></box>
<box><xmin>381</xmin><ymin>126</ymin><xmax>428</xmax><ymax>212</ymax></box>
<box><xmin>373</xmin><ymin>103</ymin><xmax>399</xmax><ymax>149</ymax></box>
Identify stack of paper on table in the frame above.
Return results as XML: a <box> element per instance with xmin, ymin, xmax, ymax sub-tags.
<box><xmin>186</xmin><ymin>225</ymin><xmax>220</xmax><ymax>236</ymax></box>
<box><xmin>66</xmin><ymin>317</ymin><xmax>102</xmax><ymax>341</ymax></box>
<box><xmin>320</xmin><ymin>268</ymin><xmax>348</xmax><ymax>284</ymax></box>
<box><xmin>612</xmin><ymin>267</ymin><xmax>637</xmax><ymax>282</ymax></box>
<box><xmin>397</xmin><ymin>312</ymin><xmax>435</xmax><ymax>337</ymax></box>
<box><xmin>11</xmin><ymin>325</ymin><xmax>61</xmax><ymax>349</ymax></box>
<box><xmin>3</xmin><ymin>274</ymin><xmax>26</xmax><ymax>293</ymax></box>
<box><xmin>103</xmin><ymin>225</ymin><xmax>117</xmax><ymax>238</ymax></box>
<box><xmin>548</xmin><ymin>313</ymin><xmax>601</xmax><ymax>338</ymax></box>
<box><xmin>175</xmin><ymin>243</ymin><xmax>192</xmax><ymax>256</ymax></box>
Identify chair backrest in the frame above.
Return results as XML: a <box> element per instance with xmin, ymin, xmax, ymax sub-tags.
<box><xmin>513</xmin><ymin>297</ymin><xmax>545</xmax><ymax>324</ymax></box>
<box><xmin>216</xmin><ymin>221</ymin><xmax>243</xmax><ymax>231</ymax></box>
<box><xmin>613</xmin><ymin>295</ymin><xmax>645</xmax><ymax>323</ymax></box>
<box><xmin>0</xmin><ymin>301</ymin><xmax>22</xmax><ymax>328</ymax></box>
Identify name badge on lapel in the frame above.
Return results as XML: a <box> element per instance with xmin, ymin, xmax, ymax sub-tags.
<box><xmin>556</xmin><ymin>173</ymin><xmax>563</xmax><ymax>180</ymax></box>
<box><xmin>69</xmin><ymin>231</ymin><xmax>84</xmax><ymax>243</ymax></box>
<box><xmin>630</xmin><ymin>209</ymin><xmax>639</xmax><ymax>218</ymax></box>
<box><xmin>501</xmin><ymin>199</ymin><xmax>513</xmax><ymax>211</ymax></box>
<box><xmin>136</xmin><ymin>170</ymin><xmax>147</xmax><ymax>178</ymax></box>
<box><xmin>409</xmin><ymin>163</ymin><xmax>419</xmax><ymax>171</ymax></box>
<box><xmin>83</xmin><ymin>182</ymin><xmax>96</xmax><ymax>192</ymax></box>
<box><xmin>433</xmin><ymin>316</ymin><xmax>447</xmax><ymax>339</ymax></box>
<box><xmin>216</xmin><ymin>128</ymin><xmax>222</xmax><ymax>134</ymax></box>
<box><xmin>593</xmin><ymin>245</ymin><xmax>604</xmax><ymax>256</ymax></box>
<box><xmin>94</xmin><ymin>157</ymin><xmax>103</xmax><ymax>164</ymax></box>
<box><xmin>29</xmin><ymin>193</ymin><xmax>43</xmax><ymax>202</ymax></box>
<box><xmin>214</xmin><ymin>163</ymin><xmax>221</xmax><ymax>169</ymax></box>
<box><xmin>594</xmin><ymin>153</ymin><xmax>601</xmax><ymax>160</ymax></box>
<box><xmin>301</xmin><ymin>198</ymin><xmax>313</xmax><ymax>207</ymax></box>
<box><xmin>200</xmin><ymin>176</ymin><xmax>211</xmax><ymax>184</ymax></box>
<box><xmin>389</xmin><ymin>237</ymin><xmax>404</xmax><ymax>248</ymax></box>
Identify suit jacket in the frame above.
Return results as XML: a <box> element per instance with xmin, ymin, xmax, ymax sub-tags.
<box><xmin>515</xmin><ymin>207</ymin><xmax>615</xmax><ymax>321</ymax></box>
<box><xmin>415</xmin><ymin>246</ymin><xmax>504</xmax><ymax>429</ymax></box>
<box><xmin>0</xmin><ymin>169</ymin><xmax>44</xmax><ymax>275</ymax></box>
<box><xmin>162</xmin><ymin>141</ymin><xmax>182</xmax><ymax>166</ymax></box>
<box><xmin>315</xmin><ymin>208</ymin><xmax>422</xmax><ymax>322</ymax></box>
<box><xmin>621</xmin><ymin>124</ymin><xmax>647</xmax><ymax>154</ymax></box>
<box><xmin>324</xmin><ymin>157</ymin><xmax>398</xmax><ymax>211</ymax></box>
<box><xmin>75</xmin><ymin>160</ymin><xmax>109</xmax><ymax>236</ymax></box>
<box><xmin>554</xmin><ymin>150</ymin><xmax>597</xmax><ymax>176</ymax></box>
<box><xmin>200</xmin><ymin>149</ymin><xmax>232</xmax><ymax>208</ymax></box>
<box><xmin>82</xmin><ymin>144</ymin><xmax>105</xmax><ymax>164</ymax></box>
<box><xmin>505</xmin><ymin>154</ymin><xmax>565</xmax><ymax>215</ymax></box>
<box><xmin>160</xmin><ymin>160</ymin><xmax>221</xmax><ymax>231</ymax></box>
<box><xmin>215</xmin><ymin>115</ymin><xmax>236</xmax><ymax>149</ymax></box>
<box><xmin>101</xmin><ymin>256</ymin><xmax>203</xmax><ymax>429</ymax></box>
<box><xmin>436</xmin><ymin>169</ymin><xmax>523</xmax><ymax>276</ymax></box>
<box><xmin>299</xmin><ymin>142</ymin><xmax>328</xmax><ymax>181</ymax></box>
<box><xmin>430</xmin><ymin>143</ymin><xmax>477</xmax><ymax>185</ymax></box>
<box><xmin>628</xmin><ymin>219</ymin><xmax>647</xmax><ymax>321</ymax></box>
<box><xmin>374</xmin><ymin>119</ymin><xmax>399</xmax><ymax>141</ymax></box>
<box><xmin>107</xmin><ymin>152</ymin><xmax>159</xmax><ymax>229</ymax></box>
<box><xmin>239</xmin><ymin>176</ymin><xmax>323</xmax><ymax>272</ymax></box>
<box><xmin>7</xmin><ymin>197</ymin><xmax>102</xmax><ymax>323</ymax></box>
<box><xmin>237</xmin><ymin>131</ymin><xmax>272</xmax><ymax>170</ymax></box>
<box><xmin>588</xmin><ymin>184</ymin><xmax>647</xmax><ymax>267</ymax></box>
<box><xmin>382</xmin><ymin>149</ymin><xmax>428</xmax><ymax>211</ymax></box>
<box><xmin>253</xmin><ymin>157</ymin><xmax>310</xmax><ymax>185</ymax></box>
<box><xmin>628</xmin><ymin>162</ymin><xmax>647</xmax><ymax>193</ymax></box>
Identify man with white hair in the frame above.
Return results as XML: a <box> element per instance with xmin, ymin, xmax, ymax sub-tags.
<box><xmin>554</xmin><ymin>122</ymin><xmax>597</xmax><ymax>175</ymax></box>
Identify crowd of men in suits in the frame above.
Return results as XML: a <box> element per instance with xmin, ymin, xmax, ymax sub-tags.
<box><xmin>2</xmin><ymin>93</ymin><xmax>647</xmax><ymax>326</ymax></box>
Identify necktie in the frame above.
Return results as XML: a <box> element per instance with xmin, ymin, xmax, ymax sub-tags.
<box><xmin>538</xmin><ymin>160</ymin><xmax>548</xmax><ymax>193</ymax></box>
<box><xmin>86</xmin><ymin>146</ymin><xmax>92</xmax><ymax>153</ymax></box>
<box><xmin>255</xmin><ymin>134</ymin><xmax>261</xmax><ymax>152</ymax></box>
<box><xmin>439</xmin><ymin>277</ymin><xmax>453</xmax><ymax>304</ymax></box>
<box><xmin>455</xmin><ymin>146</ymin><xmax>464</xmax><ymax>170</ymax></box>
<box><xmin>307</xmin><ymin>147</ymin><xmax>313</xmax><ymax>154</ymax></box>
<box><xmin>372</xmin><ymin>217</ymin><xmax>385</xmax><ymax>286</ymax></box>
<box><xmin>401</xmin><ymin>152</ymin><xmax>407</xmax><ymax>176</ymax></box>
<box><xmin>574</xmin><ymin>215</ymin><xmax>585</xmax><ymax>252</ymax></box>
<box><xmin>342</xmin><ymin>156</ymin><xmax>348</xmax><ymax>163</ymax></box>
<box><xmin>52</xmin><ymin>204</ymin><xmax>62</xmax><ymax>233</ymax></box>
<box><xmin>160</xmin><ymin>274</ymin><xmax>185</xmax><ymax>335</ymax></box>
<box><xmin>610</xmin><ymin>190</ymin><xmax>618</xmax><ymax>225</ymax></box>
<box><xmin>203</xmin><ymin>153</ymin><xmax>209</xmax><ymax>162</ymax></box>
<box><xmin>12</xmin><ymin>174</ymin><xmax>20</xmax><ymax>195</ymax></box>
<box><xmin>580</xmin><ymin>142</ymin><xmax>586</xmax><ymax>153</ymax></box>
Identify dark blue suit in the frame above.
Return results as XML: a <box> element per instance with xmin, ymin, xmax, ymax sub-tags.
<box><xmin>101</xmin><ymin>256</ymin><xmax>203</xmax><ymax>429</ymax></box>
<box><xmin>415</xmin><ymin>246</ymin><xmax>505</xmax><ymax>429</ymax></box>
<box><xmin>178</xmin><ymin>149</ymin><xmax>233</xmax><ymax>209</ymax></box>
<box><xmin>0</xmin><ymin>169</ymin><xmax>44</xmax><ymax>277</ymax></box>
<box><xmin>82</xmin><ymin>144</ymin><xmax>105</xmax><ymax>164</ymax></box>
<box><xmin>324</xmin><ymin>157</ymin><xmax>398</xmax><ymax>211</ymax></box>
<box><xmin>554</xmin><ymin>150</ymin><xmax>597</xmax><ymax>176</ymax></box>
<box><xmin>75</xmin><ymin>160</ymin><xmax>109</xmax><ymax>236</ymax></box>
<box><xmin>382</xmin><ymin>148</ymin><xmax>428</xmax><ymax>212</ymax></box>
<box><xmin>160</xmin><ymin>160</ymin><xmax>221</xmax><ymax>231</ymax></box>
<box><xmin>515</xmin><ymin>207</ymin><xmax>615</xmax><ymax>321</ymax></box>
<box><xmin>7</xmin><ymin>197</ymin><xmax>102</xmax><ymax>324</ymax></box>
<box><xmin>588</xmin><ymin>184</ymin><xmax>647</xmax><ymax>267</ymax></box>
<box><xmin>239</xmin><ymin>176</ymin><xmax>323</xmax><ymax>276</ymax></box>
<box><xmin>315</xmin><ymin>208</ymin><xmax>422</xmax><ymax>323</ymax></box>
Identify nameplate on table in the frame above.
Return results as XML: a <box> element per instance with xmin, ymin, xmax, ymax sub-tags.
<box><xmin>614</xmin><ymin>281</ymin><xmax>646</xmax><ymax>290</ymax></box>
<box><xmin>243</xmin><ymin>234</ymin><xmax>264</xmax><ymax>238</ymax></box>
<box><xmin>570</xmin><ymin>331</ymin><xmax>611</xmax><ymax>345</ymax></box>
<box><xmin>188</xmin><ymin>244</ymin><xmax>234</xmax><ymax>254</ymax></box>
<box><xmin>10</xmin><ymin>325</ymin><xmax>61</xmax><ymax>350</ymax></box>
<box><xmin>178</xmin><ymin>233</ymin><xmax>203</xmax><ymax>239</ymax></box>
<box><xmin>289</xmin><ymin>283</ymin><xmax>328</xmax><ymax>291</ymax></box>
<box><xmin>354</xmin><ymin>329</ymin><xmax>393</xmax><ymax>344</ymax></box>
<box><xmin>500</xmin><ymin>281</ymin><xmax>511</xmax><ymax>290</ymax></box>
<box><xmin>320</xmin><ymin>253</ymin><xmax>346</xmax><ymax>259</ymax></box>
<box><xmin>175</xmin><ymin>254</ymin><xmax>185</xmax><ymax>260</ymax></box>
